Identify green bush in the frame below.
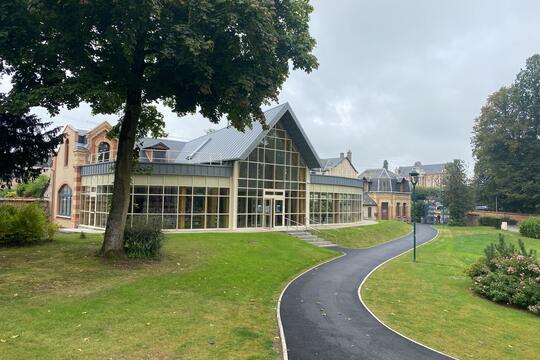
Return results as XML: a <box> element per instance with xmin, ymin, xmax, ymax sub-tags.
<box><xmin>123</xmin><ymin>223</ymin><xmax>164</xmax><ymax>259</ymax></box>
<box><xmin>479</xmin><ymin>216</ymin><xmax>517</xmax><ymax>228</ymax></box>
<box><xmin>520</xmin><ymin>218</ymin><xmax>540</xmax><ymax>239</ymax></box>
<box><xmin>466</xmin><ymin>234</ymin><xmax>539</xmax><ymax>315</ymax></box>
<box><xmin>0</xmin><ymin>204</ymin><xmax>56</xmax><ymax>246</ymax></box>
<box><xmin>13</xmin><ymin>175</ymin><xmax>50</xmax><ymax>198</ymax></box>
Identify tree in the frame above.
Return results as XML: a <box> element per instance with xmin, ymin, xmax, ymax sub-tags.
<box><xmin>472</xmin><ymin>54</ymin><xmax>540</xmax><ymax>213</ymax></box>
<box><xmin>442</xmin><ymin>160</ymin><xmax>472</xmax><ymax>226</ymax></box>
<box><xmin>0</xmin><ymin>0</ymin><xmax>318</xmax><ymax>257</ymax></box>
<box><xmin>0</xmin><ymin>111</ymin><xmax>62</xmax><ymax>189</ymax></box>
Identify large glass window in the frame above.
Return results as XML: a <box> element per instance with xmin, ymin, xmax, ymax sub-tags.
<box><xmin>58</xmin><ymin>185</ymin><xmax>72</xmax><ymax>216</ymax></box>
<box><xmin>97</xmin><ymin>142</ymin><xmax>110</xmax><ymax>162</ymax></box>
<box><xmin>79</xmin><ymin>184</ymin><xmax>230</xmax><ymax>230</ymax></box>
<box><xmin>309</xmin><ymin>192</ymin><xmax>362</xmax><ymax>225</ymax></box>
<box><xmin>237</xmin><ymin>123</ymin><xmax>307</xmax><ymax>228</ymax></box>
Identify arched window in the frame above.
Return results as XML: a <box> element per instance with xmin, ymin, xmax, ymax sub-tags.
<box><xmin>97</xmin><ymin>142</ymin><xmax>110</xmax><ymax>162</ymax></box>
<box><xmin>58</xmin><ymin>185</ymin><xmax>72</xmax><ymax>216</ymax></box>
<box><xmin>64</xmin><ymin>139</ymin><xmax>70</xmax><ymax>166</ymax></box>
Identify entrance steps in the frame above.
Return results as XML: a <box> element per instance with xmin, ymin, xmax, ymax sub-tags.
<box><xmin>287</xmin><ymin>230</ymin><xmax>336</xmax><ymax>247</ymax></box>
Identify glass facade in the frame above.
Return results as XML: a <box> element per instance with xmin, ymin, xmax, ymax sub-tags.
<box><xmin>309</xmin><ymin>192</ymin><xmax>362</xmax><ymax>224</ymax></box>
<box><xmin>80</xmin><ymin>185</ymin><xmax>230</xmax><ymax>229</ymax></box>
<box><xmin>237</xmin><ymin>123</ymin><xmax>307</xmax><ymax>228</ymax></box>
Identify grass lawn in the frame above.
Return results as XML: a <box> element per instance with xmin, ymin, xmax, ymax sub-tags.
<box><xmin>361</xmin><ymin>226</ymin><xmax>540</xmax><ymax>360</ymax></box>
<box><xmin>318</xmin><ymin>220</ymin><xmax>411</xmax><ymax>248</ymax></box>
<box><xmin>0</xmin><ymin>231</ymin><xmax>336</xmax><ymax>359</ymax></box>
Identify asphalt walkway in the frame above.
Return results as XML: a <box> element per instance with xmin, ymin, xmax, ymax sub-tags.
<box><xmin>280</xmin><ymin>224</ymin><xmax>451</xmax><ymax>360</ymax></box>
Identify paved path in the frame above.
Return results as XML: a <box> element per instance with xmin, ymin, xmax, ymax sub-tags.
<box><xmin>280</xmin><ymin>224</ymin><xmax>451</xmax><ymax>360</ymax></box>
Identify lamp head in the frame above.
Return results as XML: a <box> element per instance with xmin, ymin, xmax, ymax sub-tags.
<box><xmin>409</xmin><ymin>170</ymin><xmax>419</xmax><ymax>186</ymax></box>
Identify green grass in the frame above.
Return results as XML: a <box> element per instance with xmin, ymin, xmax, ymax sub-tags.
<box><xmin>318</xmin><ymin>220</ymin><xmax>411</xmax><ymax>248</ymax></box>
<box><xmin>362</xmin><ymin>226</ymin><xmax>540</xmax><ymax>360</ymax></box>
<box><xmin>0</xmin><ymin>231</ymin><xmax>336</xmax><ymax>359</ymax></box>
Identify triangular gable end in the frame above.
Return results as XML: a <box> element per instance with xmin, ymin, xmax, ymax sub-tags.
<box><xmin>238</xmin><ymin>103</ymin><xmax>321</xmax><ymax>169</ymax></box>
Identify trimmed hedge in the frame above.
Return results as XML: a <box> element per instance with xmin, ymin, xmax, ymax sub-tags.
<box><xmin>479</xmin><ymin>216</ymin><xmax>517</xmax><ymax>228</ymax></box>
<box><xmin>520</xmin><ymin>218</ymin><xmax>540</xmax><ymax>239</ymax></box>
<box><xmin>0</xmin><ymin>204</ymin><xmax>57</xmax><ymax>246</ymax></box>
<box><xmin>123</xmin><ymin>223</ymin><xmax>164</xmax><ymax>259</ymax></box>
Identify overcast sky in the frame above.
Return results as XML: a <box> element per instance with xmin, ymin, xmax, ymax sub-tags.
<box><xmin>2</xmin><ymin>0</ymin><xmax>540</xmax><ymax>173</ymax></box>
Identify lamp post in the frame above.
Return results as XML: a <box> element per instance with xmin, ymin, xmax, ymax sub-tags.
<box><xmin>409</xmin><ymin>170</ymin><xmax>419</xmax><ymax>262</ymax></box>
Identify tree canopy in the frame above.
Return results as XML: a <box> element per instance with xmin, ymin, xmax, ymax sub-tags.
<box><xmin>442</xmin><ymin>159</ymin><xmax>472</xmax><ymax>226</ymax></box>
<box><xmin>472</xmin><ymin>54</ymin><xmax>540</xmax><ymax>214</ymax></box>
<box><xmin>0</xmin><ymin>111</ymin><xmax>61</xmax><ymax>188</ymax></box>
<box><xmin>0</xmin><ymin>0</ymin><xmax>319</xmax><ymax>256</ymax></box>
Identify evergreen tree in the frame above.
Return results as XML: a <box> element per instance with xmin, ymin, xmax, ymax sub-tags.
<box><xmin>442</xmin><ymin>160</ymin><xmax>472</xmax><ymax>226</ymax></box>
<box><xmin>0</xmin><ymin>111</ymin><xmax>62</xmax><ymax>188</ymax></box>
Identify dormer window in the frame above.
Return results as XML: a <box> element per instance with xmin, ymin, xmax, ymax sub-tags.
<box><xmin>97</xmin><ymin>142</ymin><xmax>110</xmax><ymax>162</ymax></box>
<box><xmin>144</xmin><ymin>142</ymin><xmax>170</xmax><ymax>163</ymax></box>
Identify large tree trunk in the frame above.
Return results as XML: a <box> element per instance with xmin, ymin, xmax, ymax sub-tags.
<box><xmin>101</xmin><ymin>34</ymin><xmax>145</xmax><ymax>258</ymax></box>
<box><xmin>100</xmin><ymin>91</ymin><xmax>141</xmax><ymax>257</ymax></box>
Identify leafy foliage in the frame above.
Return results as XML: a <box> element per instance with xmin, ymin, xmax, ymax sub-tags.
<box><xmin>9</xmin><ymin>175</ymin><xmax>50</xmax><ymax>198</ymax></box>
<box><xmin>0</xmin><ymin>203</ymin><xmax>57</xmax><ymax>246</ymax></box>
<box><xmin>442</xmin><ymin>160</ymin><xmax>473</xmax><ymax>226</ymax></box>
<box><xmin>519</xmin><ymin>218</ymin><xmax>540</xmax><ymax>239</ymax></box>
<box><xmin>123</xmin><ymin>223</ymin><xmax>164</xmax><ymax>259</ymax></box>
<box><xmin>0</xmin><ymin>0</ymin><xmax>319</xmax><ymax>255</ymax></box>
<box><xmin>466</xmin><ymin>234</ymin><xmax>539</xmax><ymax>315</ymax></box>
<box><xmin>479</xmin><ymin>216</ymin><xmax>518</xmax><ymax>228</ymax></box>
<box><xmin>0</xmin><ymin>112</ymin><xmax>61</xmax><ymax>189</ymax></box>
<box><xmin>472</xmin><ymin>54</ymin><xmax>540</xmax><ymax>214</ymax></box>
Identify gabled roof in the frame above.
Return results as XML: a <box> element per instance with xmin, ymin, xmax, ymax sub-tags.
<box><xmin>397</xmin><ymin>163</ymin><xmax>447</xmax><ymax>176</ymax></box>
<box><xmin>169</xmin><ymin>103</ymin><xmax>321</xmax><ymax>168</ymax></box>
<box><xmin>319</xmin><ymin>156</ymin><xmax>358</xmax><ymax>174</ymax></box>
<box><xmin>363</xmin><ymin>192</ymin><xmax>377</xmax><ymax>206</ymax></box>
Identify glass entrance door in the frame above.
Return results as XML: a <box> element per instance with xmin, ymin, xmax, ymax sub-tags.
<box><xmin>264</xmin><ymin>198</ymin><xmax>272</xmax><ymax>228</ymax></box>
<box><xmin>89</xmin><ymin>196</ymin><xmax>97</xmax><ymax>227</ymax></box>
<box><xmin>262</xmin><ymin>191</ymin><xmax>286</xmax><ymax>228</ymax></box>
<box><xmin>274</xmin><ymin>199</ymin><xmax>284</xmax><ymax>227</ymax></box>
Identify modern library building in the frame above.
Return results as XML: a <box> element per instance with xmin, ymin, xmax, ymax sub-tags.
<box><xmin>50</xmin><ymin>103</ymin><xmax>366</xmax><ymax>231</ymax></box>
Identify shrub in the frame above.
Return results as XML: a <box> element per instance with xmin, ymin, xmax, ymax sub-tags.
<box><xmin>13</xmin><ymin>175</ymin><xmax>50</xmax><ymax>198</ymax></box>
<box><xmin>0</xmin><ymin>204</ymin><xmax>56</xmax><ymax>246</ymax></box>
<box><xmin>520</xmin><ymin>218</ymin><xmax>540</xmax><ymax>239</ymax></box>
<box><xmin>466</xmin><ymin>234</ymin><xmax>539</xmax><ymax>315</ymax></box>
<box><xmin>479</xmin><ymin>216</ymin><xmax>518</xmax><ymax>228</ymax></box>
<box><xmin>123</xmin><ymin>223</ymin><xmax>164</xmax><ymax>259</ymax></box>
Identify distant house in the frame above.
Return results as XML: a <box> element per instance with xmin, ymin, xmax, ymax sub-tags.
<box><xmin>314</xmin><ymin>150</ymin><xmax>358</xmax><ymax>179</ymax></box>
<box><xmin>363</xmin><ymin>192</ymin><xmax>377</xmax><ymax>221</ymax></box>
<box><xmin>359</xmin><ymin>161</ymin><xmax>411</xmax><ymax>221</ymax></box>
<box><xmin>396</xmin><ymin>161</ymin><xmax>446</xmax><ymax>188</ymax></box>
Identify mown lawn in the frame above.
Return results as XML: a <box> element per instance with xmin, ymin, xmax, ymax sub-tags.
<box><xmin>0</xmin><ymin>231</ymin><xmax>336</xmax><ymax>359</ymax></box>
<box><xmin>318</xmin><ymin>220</ymin><xmax>411</xmax><ymax>248</ymax></box>
<box><xmin>362</xmin><ymin>226</ymin><xmax>540</xmax><ymax>360</ymax></box>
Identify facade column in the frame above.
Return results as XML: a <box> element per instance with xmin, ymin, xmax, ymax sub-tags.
<box><xmin>305</xmin><ymin>170</ymin><xmax>310</xmax><ymax>226</ymax></box>
<box><xmin>230</xmin><ymin>161</ymin><xmax>239</xmax><ymax>229</ymax></box>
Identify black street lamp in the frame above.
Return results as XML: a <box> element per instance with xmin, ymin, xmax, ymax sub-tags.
<box><xmin>409</xmin><ymin>170</ymin><xmax>419</xmax><ymax>262</ymax></box>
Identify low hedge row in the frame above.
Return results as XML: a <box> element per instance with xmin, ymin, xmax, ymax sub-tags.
<box><xmin>520</xmin><ymin>218</ymin><xmax>540</xmax><ymax>239</ymax></box>
<box><xmin>479</xmin><ymin>216</ymin><xmax>517</xmax><ymax>228</ymax></box>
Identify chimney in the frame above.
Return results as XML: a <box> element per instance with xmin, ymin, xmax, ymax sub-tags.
<box><xmin>346</xmin><ymin>149</ymin><xmax>352</xmax><ymax>162</ymax></box>
<box><xmin>340</xmin><ymin>152</ymin><xmax>344</xmax><ymax>159</ymax></box>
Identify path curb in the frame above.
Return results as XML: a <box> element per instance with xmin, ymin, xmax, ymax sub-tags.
<box><xmin>357</xmin><ymin>229</ymin><xmax>458</xmax><ymax>360</ymax></box>
<box><xmin>276</xmin><ymin>251</ymin><xmax>346</xmax><ymax>360</ymax></box>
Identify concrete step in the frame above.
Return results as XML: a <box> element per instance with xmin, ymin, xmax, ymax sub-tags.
<box><xmin>287</xmin><ymin>230</ymin><xmax>337</xmax><ymax>247</ymax></box>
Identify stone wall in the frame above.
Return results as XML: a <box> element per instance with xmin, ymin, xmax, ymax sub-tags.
<box><xmin>0</xmin><ymin>198</ymin><xmax>50</xmax><ymax>216</ymax></box>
